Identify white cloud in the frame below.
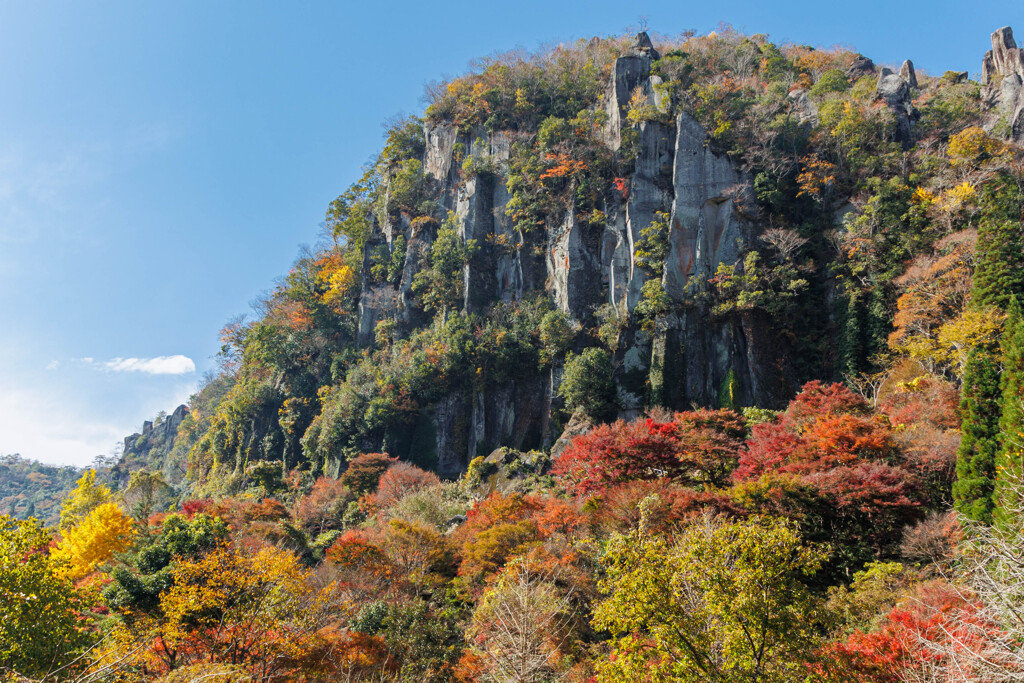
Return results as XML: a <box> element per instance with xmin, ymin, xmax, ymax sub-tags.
<box><xmin>0</xmin><ymin>390</ymin><xmax>124</xmax><ymax>468</ymax></box>
<box><xmin>0</xmin><ymin>381</ymin><xmax>196</xmax><ymax>468</ymax></box>
<box><xmin>45</xmin><ymin>360</ymin><xmax>59</xmax><ymax>370</ymax></box>
<box><xmin>104</xmin><ymin>355</ymin><xmax>196</xmax><ymax>375</ymax></box>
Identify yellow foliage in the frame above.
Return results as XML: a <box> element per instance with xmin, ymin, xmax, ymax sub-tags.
<box><xmin>897</xmin><ymin>307</ymin><xmax>1005</xmax><ymax>377</ymax></box>
<box><xmin>153</xmin><ymin>543</ymin><xmax>339</xmax><ymax>677</ymax></box>
<box><xmin>948</xmin><ymin>126</ymin><xmax>1009</xmax><ymax>167</ymax></box>
<box><xmin>938</xmin><ymin>182</ymin><xmax>977</xmax><ymax>212</ymax></box>
<box><xmin>59</xmin><ymin>470</ymin><xmax>112</xmax><ymax>531</ymax></box>
<box><xmin>316</xmin><ymin>252</ymin><xmax>357</xmax><ymax>307</ymax></box>
<box><xmin>912</xmin><ymin>187</ymin><xmax>937</xmax><ymax>205</ymax></box>
<box><xmin>52</xmin><ymin>502</ymin><xmax>135</xmax><ymax>579</ymax></box>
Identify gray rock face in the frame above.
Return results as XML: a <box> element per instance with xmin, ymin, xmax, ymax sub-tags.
<box><xmin>121</xmin><ymin>405</ymin><xmax>189</xmax><ymax>460</ymax></box>
<box><xmin>876</xmin><ymin>66</ymin><xmax>919</xmax><ymax>148</ymax></box>
<box><xmin>663</xmin><ymin>112</ymin><xmax>749</xmax><ymax>299</ymax></box>
<box><xmin>357</xmin><ymin>283</ymin><xmax>400</xmax><ymax>346</ymax></box>
<box><xmin>981</xmin><ymin>26</ymin><xmax>1024</xmax><ymax>142</ymax></box>
<box><xmin>900</xmin><ymin>60</ymin><xmax>918</xmax><ymax>89</ymax></box>
<box><xmin>357</xmin><ymin>37</ymin><xmax>807</xmax><ymax>476</ymax></box>
<box><xmin>611</xmin><ymin>120</ymin><xmax>673</xmax><ymax>311</ymax></box>
<box><xmin>847</xmin><ymin>55</ymin><xmax>876</xmax><ymax>81</ymax></box>
<box><xmin>787</xmin><ymin>88</ymin><xmax>817</xmax><ymax>125</ymax></box>
<box><xmin>602</xmin><ymin>34</ymin><xmax>658</xmax><ymax>150</ymax></box>
<box><xmin>547</xmin><ymin>209</ymin><xmax>603</xmax><ymax>320</ymax></box>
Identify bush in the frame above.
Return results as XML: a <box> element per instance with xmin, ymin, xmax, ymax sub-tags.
<box><xmin>340</xmin><ymin>453</ymin><xmax>397</xmax><ymax>495</ymax></box>
<box><xmin>558</xmin><ymin>348</ymin><xmax>616</xmax><ymax>422</ymax></box>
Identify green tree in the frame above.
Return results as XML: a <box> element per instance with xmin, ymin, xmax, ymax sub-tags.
<box><xmin>953</xmin><ymin>347</ymin><xmax>1002</xmax><ymax>522</ymax></box>
<box><xmin>559</xmin><ymin>348</ymin><xmax>616</xmax><ymax>422</ymax></box>
<box><xmin>593</xmin><ymin>513</ymin><xmax>827</xmax><ymax>683</ymax></box>
<box><xmin>412</xmin><ymin>218</ymin><xmax>478</xmax><ymax>316</ymax></box>
<box><xmin>122</xmin><ymin>469</ymin><xmax>174</xmax><ymax>520</ymax></box>
<box><xmin>995</xmin><ymin>296</ymin><xmax>1024</xmax><ymax>527</ymax></box>
<box><xmin>971</xmin><ymin>182</ymin><xmax>1024</xmax><ymax>310</ymax></box>
<box><xmin>0</xmin><ymin>516</ymin><xmax>94</xmax><ymax>679</ymax></box>
<box><xmin>537</xmin><ymin>310</ymin><xmax>574</xmax><ymax>367</ymax></box>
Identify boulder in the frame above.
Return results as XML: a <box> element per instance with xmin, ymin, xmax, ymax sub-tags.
<box><xmin>846</xmin><ymin>55</ymin><xmax>876</xmax><ymax>81</ymax></box>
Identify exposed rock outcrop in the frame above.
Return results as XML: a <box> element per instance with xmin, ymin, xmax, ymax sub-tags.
<box><xmin>981</xmin><ymin>26</ymin><xmax>1024</xmax><ymax>142</ymax></box>
<box><xmin>357</xmin><ymin>32</ymin><xmax>817</xmax><ymax>474</ymax></box>
<box><xmin>877</xmin><ymin>66</ymin><xmax>919</xmax><ymax>148</ymax></box>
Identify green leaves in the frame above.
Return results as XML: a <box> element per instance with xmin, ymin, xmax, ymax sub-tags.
<box><xmin>0</xmin><ymin>516</ymin><xmax>94</xmax><ymax>678</ymax></box>
<box><xmin>594</xmin><ymin>515</ymin><xmax>828</xmax><ymax>683</ymax></box>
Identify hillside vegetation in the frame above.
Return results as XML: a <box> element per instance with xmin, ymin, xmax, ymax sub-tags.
<box><xmin>4</xmin><ymin>25</ymin><xmax>1024</xmax><ymax>682</ymax></box>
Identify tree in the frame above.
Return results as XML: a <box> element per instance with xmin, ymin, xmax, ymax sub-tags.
<box><xmin>995</xmin><ymin>296</ymin><xmax>1024</xmax><ymax>527</ymax></box>
<box><xmin>970</xmin><ymin>182</ymin><xmax>1024</xmax><ymax>310</ymax></box>
<box><xmin>558</xmin><ymin>348</ymin><xmax>616</xmax><ymax>422</ymax></box>
<box><xmin>593</xmin><ymin>514</ymin><xmax>828</xmax><ymax>682</ymax></box>
<box><xmin>412</xmin><ymin>219</ymin><xmax>478</xmax><ymax>316</ymax></box>
<box><xmin>0</xmin><ymin>516</ymin><xmax>94</xmax><ymax>679</ymax></box>
<box><xmin>52</xmin><ymin>501</ymin><xmax>136</xmax><ymax>580</ymax></box>
<box><xmin>468</xmin><ymin>556</ymin><xmax>574</xmax><ymax>683</ymax></box>
<box><xmin>59</xmin><ymin>469</ymin><xmax>112</xmax><ymax>531</ymax></box>
<box><xmin>116</xmin><ymin>543</ymin><xmax>338</xmax><ymax>681</ymax></box>
<box><xmin>340</xmin><ymin>453</ymin><xmax>397</xmax><ymax>496</ymax></box>
<box><xmin>122</xmin><ymin>469</ymin><xmax>173</xmax><ymax>520</ymax></box>
<box><xmin>553</xmin><ymin>410</ymin><xmax>746</xmax><ymax>496</ymax></box>
<box><xmin>954</xmin><ymin>347</ymin><xmax>1002</xmax><ymax>523</ymax></box>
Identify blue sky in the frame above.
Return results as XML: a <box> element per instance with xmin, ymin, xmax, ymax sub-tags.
<box><xmin>0</xmin><ymin>0</ymin><xmax>1019</xmax><ymax>466</ymax></box>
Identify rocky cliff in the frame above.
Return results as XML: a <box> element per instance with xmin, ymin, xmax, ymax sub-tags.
<box><xmin>352</xmin><ymin>33</ymin><xmax>798</xmax><ymax>477</ymax></box>
<box><xmin>180</xmin><ymin>26</ymin><xmax>1024</xmax><ymax>488</ymax></box>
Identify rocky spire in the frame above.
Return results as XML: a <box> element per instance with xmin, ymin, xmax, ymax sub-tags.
<box><xmin>900</xmin><ymin>59</ymin><xmax>918</xmax><ymax>89</ymax></box>
<box><xmin>629</xmin><ymin>31</ymin><xmax>660</xmax><ymax>60</ymax></box>
<box><xmin>980</xmin><ymin>26</ymin><xmax>1024</xmax><ymax>142</ymax></box>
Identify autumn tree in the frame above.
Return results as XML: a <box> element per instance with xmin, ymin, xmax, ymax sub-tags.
<box><xmin>468</xmin><ymin>556</ymin><xmax>574</xmax><ymax>683</ymax></box>
<box><xmin>340</xmin><ymin>452</ymin><xmax>397</xmax><ymax>496</ymax></box>
<box><xmin>59</xmin><ymin>469</ymin><xmax>112</xmax><ymax>531</ymax></box>
<box><xmin>52</xmin><ymin>501</ymin><xmax>135</xmax><ymax>580</ymax></box>
<box><xmin>594</xmin><ymin>513</ymin><xmax>828</xmax><ymax>682</ymax></box>
<box><xmin>116</xmin><ymin>543</ymin><xmax>339</xmax><ymax>681</ymax></box>
<box><xmin>122</xmin><ymin>469</ymin><xmax>174</xmax><ymax>520</ymax></box>
<box><xmin>554</xmin><ymin>410</ymin><xmax>746</xmax><ymax>495</ymax></box>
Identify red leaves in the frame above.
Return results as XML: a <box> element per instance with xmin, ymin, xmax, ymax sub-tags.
<box><xmin>340</xmin><ymin>452</ymin><xmax>397</xmax><ymax>495</ymax></box>
<box><xmin>366</xmin><ymin>462</ymin><xmax>440</xmax><ymax>512</ymax></box>
<box><xmin>553</xmin><ymin>409</ymin><xmax>746</xmax><ymax>496</ymax></box>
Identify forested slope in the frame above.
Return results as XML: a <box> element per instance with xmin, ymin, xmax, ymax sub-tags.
<box><xmin>4</xmin><ymin>24</ymin><xmax>1024</xmax><ymax>683</ymax></box>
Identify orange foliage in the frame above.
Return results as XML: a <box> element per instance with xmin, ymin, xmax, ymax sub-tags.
<box><xmin>539</xmin><ymin>153</ymin><xmax>588</xmax><ymax>181</ymax></box>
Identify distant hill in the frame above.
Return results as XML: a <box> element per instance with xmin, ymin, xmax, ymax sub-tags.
<box><xmin>0</xmin><ymin>454</ymin><xmax>83</xmax><ymax>524</ymax></box>
<box><xmin>1</xmin><ymin>404</ymin><xmax>190</xmax><ymax>525</ymax></box>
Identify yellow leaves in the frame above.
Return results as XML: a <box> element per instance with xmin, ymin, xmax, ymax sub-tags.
<box><xmin>947</xmin><ymin>126</ymin><xmax>1009</xmax><ymax>167</ymax></box>
<box><xmin>59</xmin><ymin>470</ymin><xmax>112</xmax><ymax>531</ymax></box>
<box><xmin>52</xmin><ymin>502</ymin><xmax>134</xmax><ymax>580</ymax></box>
<box><xmin>938</xmin><ymin>182</ymin><xmax>977</xmax><ymax>213</ymax></box>
<box><xmin>315</xmin><ymin>252</ymin><xmax>357</xmax><ymax>308</ymax></box>
<box><xmin>912</xmin><ymin>186</ymin><xmax>937</xmax><ymax>205</ymax></box>
<box><xmin>895</xmin><ymin>307</ymin><xmax>1006</xmax><ymax>377</ymax></box>
<box><xmin>796</xmin><ymin>155</ymin><xmax>837</xmax><ymax>201</ymax></box>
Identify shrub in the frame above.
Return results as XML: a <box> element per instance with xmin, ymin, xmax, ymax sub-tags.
<box><xmin>559</xmin><ymin>348</ymin><xmax>616</xmax><ymax>421</ymax></box>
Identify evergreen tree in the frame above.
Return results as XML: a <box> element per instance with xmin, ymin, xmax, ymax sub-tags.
<box><xmin>994</xmin><ymin>296</ymin><xmax>1024</xmax><ymax>527</ymax></box>
<box><xmin>953</xmin><ymin>347</ymin><xmax>1001</xmax><ymax>522</ymax></box>
<box><xmin>971</xmin><ymin>182</ymin><xmax>1024</xmax><ymax>310</ymax></box>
